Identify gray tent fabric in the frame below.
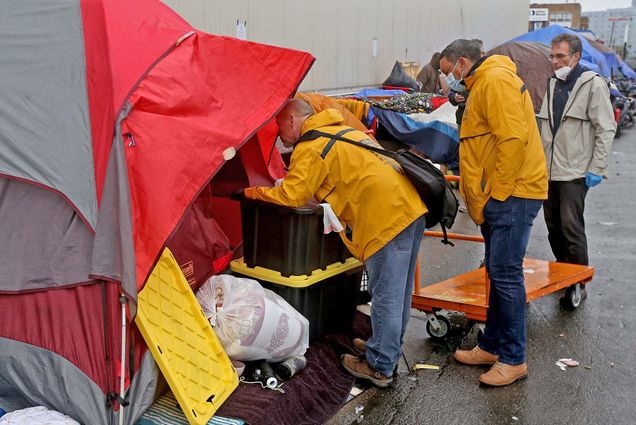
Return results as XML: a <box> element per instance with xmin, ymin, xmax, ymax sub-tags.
<box><xmin>0</xmin><ymin>337</ymin><xmax>112</xmax><ymax>425</ymax></box>
<box><xmin>0</xmin><ymin>178</ymin><xmax>95</xmax><ymax>292</ymax></box>
<box><xmin>91</xmin><ymin>109</ymin><xmax>138</xmax><ymax>307</ymax></box>
<box><xmin>0</xmin><ymin>0</ymin><xmax>98</xmax><ymax>229</ymax></box>
<box><xmin>121</xmin><ymin>351</ymin><xmax>161</xmax><ymax>425</ymax></box>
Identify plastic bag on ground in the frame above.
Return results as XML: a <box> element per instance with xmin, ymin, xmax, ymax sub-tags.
<box><xmin>196</xmin><ymin>274</ymin><xmax>309</xmax><ymax>362</ymax></box>
<box><xmin>0</xmin><ymin>406</ymin><xmax>79</xmax><ymax>425</ymax></box>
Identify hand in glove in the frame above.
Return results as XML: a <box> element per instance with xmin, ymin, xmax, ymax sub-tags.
<box><xmin>585</xmin><ymin>172</ymin><xmax>603</xmax><ymax>188</ymax></box>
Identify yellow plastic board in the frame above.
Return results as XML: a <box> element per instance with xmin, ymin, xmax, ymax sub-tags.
<box><xmin>229</xmin><ymin>257</ymin><xmax>363</xmax><ymax>288</ymax></box>
<box><xmin>136</xmin><ymin>248</ymin><xmax>238</xmax><ymax>425</ymax></box>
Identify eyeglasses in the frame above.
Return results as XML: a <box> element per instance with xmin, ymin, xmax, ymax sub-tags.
<box><xmin>549</xmin><ymin>53</ymin><xmax>571</xmax><ymax>60</ymax></box>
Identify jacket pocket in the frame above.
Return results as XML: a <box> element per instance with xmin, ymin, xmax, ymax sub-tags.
<box><xmin>460</xmin><ymin>169</ymin><xmax>491</xmax><ymax>225</ymax></box>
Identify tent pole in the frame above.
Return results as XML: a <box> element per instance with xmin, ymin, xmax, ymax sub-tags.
<box><xmin>119</xmin><ymin>295</ymin><xmax>127</xmax><ymax>425</ymax></box>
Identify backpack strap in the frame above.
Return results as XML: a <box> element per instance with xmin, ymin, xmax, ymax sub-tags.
<box><xmin>299</xmin><ymin>128</ymin><xmax>361</xmax><ymax>158</ymax></box>
<box><xmin>299</xmin><ymin>129</ymin><xmax>398</xmax><ymax>160</ymax></box>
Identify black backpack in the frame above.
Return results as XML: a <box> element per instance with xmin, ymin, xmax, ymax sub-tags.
<box><xmin>298</xmin><ymin>129</ymin><xmax>459</xmax><ymax>245</ymax></box>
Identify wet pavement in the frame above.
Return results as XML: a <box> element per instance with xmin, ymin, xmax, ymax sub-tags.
<box><xmin>328</xmin><ymin>130</ymin><xmax>636</xmax><ymax>425</ymax></box>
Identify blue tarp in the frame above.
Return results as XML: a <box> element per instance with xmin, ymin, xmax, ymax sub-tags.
<box><xmin>618</xmin><ymin>58</ymin><xmax>636</xmax><ymax>80</ymax></box>
<box><xmin>354</xmin><ymin>88</ymin><xmax>407</xmax><ymax>98</ymax></box>
<box><xmin>580</xmin><ymin>59</ymin><xmax>602</xmax><ymax>74</ymax></box>
<box><xmin>512</xmin><ymin>25</ymin><xmax>611</xmax><ymax>77</ymax></box>
<box><xmin>371</xmin><ymin>105</ymin><xmax>459</xmax><ymax>171</ymax></box>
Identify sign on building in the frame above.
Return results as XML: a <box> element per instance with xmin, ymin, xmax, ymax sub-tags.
<box><xmin>529</xmin><ymin>8</ymin><xmax>549</xmax><ymax>22</ymax></box>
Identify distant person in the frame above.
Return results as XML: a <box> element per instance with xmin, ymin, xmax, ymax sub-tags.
<box><xmin>439</xmin><ymin>39</ymin><xmax>548</xmax><ymax>387</ymax></box>
<box><xmin>537</xmin><ymin>34</ymin><xmax>615</xmax><ymax>282</ymax></box>
<box><xmin>417</xmin><ymin>52</ymin><xmax>447</xmax><ymax>94</ymax></box>
<box><xmin>244</xmin><ymin>99</ymin><xmax>427</xmax><ymax>388</ymax></box>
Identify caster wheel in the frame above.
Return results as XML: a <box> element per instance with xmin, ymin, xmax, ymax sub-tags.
<box><xmin>426</xmin><ymin>315</ymin><xmax>451</xmax><ymax>340</ymax></box>
<box><xmin>560</xmin><ymin>284</ymin><xmax>586</xmax><ymax>310</ymax></box>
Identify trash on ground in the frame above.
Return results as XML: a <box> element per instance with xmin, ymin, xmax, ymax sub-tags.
<box><xmin>598</xmin><ymin>221</ymin><xmax>617</xmax><ymax>226</ymax></box>
<box><xmin>355</xmin><ymin>405</ymin><xmax>364</xmax><ymax>415</ymax></box>
<box><xmin>413</xmin><ymin>363</ymin><xmax>440</xmax><ymax>371</ymax></box>
<box><xmin>558</xmin><ymin>358</ymin><xmax>579</xmax><ymax>367</ymax></box>
<box><xmin>556</xmin><ymin>358</ymin><xmax>579</xmax><ymax>370</ymax></box>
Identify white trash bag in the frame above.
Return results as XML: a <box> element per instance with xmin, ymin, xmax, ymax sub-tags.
<box><xmin>196</xmin><ymin>274</ymin><xmax>309</xmax><ymax>362</ymax></box>
<box><xmin>0</xmin><ymin>406</ymin><xmax>79</xmax><ymax>425</ymax></box>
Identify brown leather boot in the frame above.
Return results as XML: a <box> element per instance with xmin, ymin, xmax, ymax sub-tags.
<box><xmin>341</xmin><ymin>354</ymin><xmax>393</xmax><ymax>388</ymax></box>
<box><xmin>352</xmin><ymin>338</ymin><xmax>367</xmax><ymax>356</ymax></box>
<box><xmin>479</xmin><ymin>362</ymin><xmax>528</xmax><ymax>386</ymax></box>
<box><xmin>454</xmin><ymin>346</ymin><xmax>499</xmax><ymax>365</ymax></box>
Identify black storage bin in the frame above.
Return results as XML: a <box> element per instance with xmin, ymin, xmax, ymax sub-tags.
<box><xmin>239</xmin><ymin>198</ymin><xmax>350</xmax><ymax>277</ymax></box>
<box><xmin>231</xmin><ymin>259</ymin><xmax>365</xmax><ymax>340</ymax></box>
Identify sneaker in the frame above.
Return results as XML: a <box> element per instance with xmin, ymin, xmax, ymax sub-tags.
<box><xmin>454</xmin><ymin>346</ymin><xmax>499</xmax><ymax>365</ymax></box>
<box><xmin>479</xmin><ymin>362</ymin><xmax>528</xmax><ymax>386</ymax></box>
<box><xmin>341</xmin><ymin>354</ymin><xmax>393</xmax><ymax>388</ymax></box>
<box><xmin>352</xmin><ymin>338</ymin><xmax>367</xmax><ymax>356</ymax></box>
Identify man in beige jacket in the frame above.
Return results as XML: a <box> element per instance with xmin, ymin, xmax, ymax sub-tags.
<box><xmin>537</xmin><ymin>34</ymin><xmax>616</xmax><ymax>294</ymax></box>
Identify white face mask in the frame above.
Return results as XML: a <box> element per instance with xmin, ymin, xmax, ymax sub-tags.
<box><xmin>555</xmin><ymin>57</ymin><xmax>575</xmax><ymax>81</ymax></box>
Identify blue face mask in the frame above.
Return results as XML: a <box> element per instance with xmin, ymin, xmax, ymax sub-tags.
<box><xmin>446</xmin><ymin>60</ymin><xmax>467</xmax><ymax>93</ymax></box>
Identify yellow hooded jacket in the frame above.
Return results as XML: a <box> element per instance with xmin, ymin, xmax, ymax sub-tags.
<box><xmin>459</xmin><ymin>55</ymin><xmax>548</xmax><ymax>225</ymax></box>
<box><xmin>245</xmin><ymin>109</ymin><xmax>427</xmax><ymax>261</ymax></box>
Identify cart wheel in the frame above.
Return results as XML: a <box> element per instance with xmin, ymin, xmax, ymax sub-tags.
<box><xmin>426</xmin><ymin>315</ymin><xmax>451</xmax><ymax>340</ymax></box>
<box><xmin>560</xmin><ymin>284</ymin><xmax>585</xmax><ymax>310</ymax></box>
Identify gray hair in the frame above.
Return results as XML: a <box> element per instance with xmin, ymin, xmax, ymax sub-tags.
<box><xmin>470</xmin><ymin>38</ymin><xmax>484</xmax><ymax>51</ymax></box>
<box><xmin>551</xmin><ymin>34</ymin><xmax>582</xmax><ymax>56</ymax></box>
<box><xmin>440</xmin><ymin>39</ymin><xmax>482</xmax><ymax>62</ymax></box>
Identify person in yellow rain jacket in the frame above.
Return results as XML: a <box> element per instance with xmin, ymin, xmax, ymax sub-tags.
<box><xmin>245</xmin><ymin>99</ymin><xmax>427</xmax><ymax>388</ymax></box>
<box><xmin>439</xmin><ymin>40</ymin><xmax>548</xmax><ymax>387</ymax></box>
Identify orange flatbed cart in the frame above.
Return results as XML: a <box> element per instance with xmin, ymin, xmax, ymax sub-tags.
<box><xmin>411</xmin><ymin>173</ymin><xmax>595</xmax><ymax>339</ymax></box>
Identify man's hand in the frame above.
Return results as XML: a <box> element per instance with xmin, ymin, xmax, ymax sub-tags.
<box><xmin>454</xmin><ymin>94</ymin><xmax>466</xmax><ymax>103</ymax></box>
<box><xmin>231</xmin><ymin>188</ymin><xmax>245</xmax><ymax>199</ymax></box>
<box><xmin>585</xmin><ymin>172</ymin><xmax>603</xmax><ymax>187</ymax></box>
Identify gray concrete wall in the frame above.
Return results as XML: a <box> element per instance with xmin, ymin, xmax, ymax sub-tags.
<box><xmin>162</xmin><ymin>0</ymin><xmax>529</xmax><ymax>92</ymax></box>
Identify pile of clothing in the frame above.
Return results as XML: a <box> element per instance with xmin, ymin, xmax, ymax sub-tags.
<box><xmin>368</xmin><ymin>92</ymin><xmax>437</xmax><ymax>114</ymax></box>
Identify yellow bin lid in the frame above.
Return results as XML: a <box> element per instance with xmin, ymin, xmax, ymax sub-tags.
<box><xmin>230</xmin><ymin>257</ymin><xmax>363</xmax><ymax>288</ymax></box>
<box><xmin>136</xmin><ymin>248</ymin><xmax>238</xmax><ymax>425</ymax></box>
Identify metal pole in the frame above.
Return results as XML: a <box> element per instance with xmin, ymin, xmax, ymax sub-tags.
<box><xmin>118</xmin><ymin>296</ymin><xmax>127</xmax><ymax>425</ymax></box>
<box><xmin>624</xmin><ymin>24</ymin><xmax>630</xmax><ymax>59</ymax></box>
<box><xmin>610</xmin><ymin>20</ymin><xmax>616</xmax><ymax>48</ymax></box>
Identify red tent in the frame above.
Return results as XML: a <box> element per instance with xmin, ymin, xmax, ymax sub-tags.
<box><xmin>0</xmin><ymin>1</ymin><xmax>313</xmax><ymax>423</ymax></box>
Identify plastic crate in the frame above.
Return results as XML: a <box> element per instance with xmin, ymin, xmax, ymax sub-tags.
<box><xmin>230</xmin><ymin>258</ymin><xmax>365</xmax><ymax>340</ymax></box>
<box><xmin>239</xmin><ymin>197</ymin><xmax>350</xmax><ymax>277</ymax></box>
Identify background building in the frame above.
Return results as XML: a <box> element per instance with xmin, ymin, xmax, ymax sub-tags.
<box><xmin>529</xmin><ymin>2</ymin><xmax>583</xmax><ymax>30</ymax></box>
<box><xmin>163</xmin><ymin>0</ymin><xmax>529</xmax><ymax>92</ymax></box>
<box><xmin>585</xmin><ymin>1</ymin><xmax>636</xmax><ymax>59</ymax></box>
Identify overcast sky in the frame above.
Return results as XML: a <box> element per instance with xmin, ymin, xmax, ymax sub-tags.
<box><xmin>531</xmin><ymin>1</ymin><xmax>632</xmax><ymax>12</ymax></box>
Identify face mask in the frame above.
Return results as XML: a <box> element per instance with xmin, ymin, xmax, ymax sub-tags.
<box><xmin>555</xmin><ymin>57</ymin><xmax>575</xmax><ymax>81</ymax></box>
<box><xmin>446</xmin><ymin>60</ymin><xmax>467</xmax><ymax>93</ymax></box>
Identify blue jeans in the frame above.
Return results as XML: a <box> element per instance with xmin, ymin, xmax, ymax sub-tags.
<box><xmin>364</xmin><ymin>215</ymin><xmax>426</xmax><ymax>377</ymax></box>
<box><xmin>479</xmin><ymin>196</ymin><xmax>542</xmax><ymax>365</ymax></box>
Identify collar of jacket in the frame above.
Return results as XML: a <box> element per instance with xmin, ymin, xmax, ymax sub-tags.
<box><xmin>546</xmin><ymin>70</ymin><xmax>602</xmax><ymax>133</ymax></box>
<box><xmin>548</xmin><ymin>70</ymin><xmax>599</xmax><ymax>97</ymax></box>
<box><xmin>462</xmin><ymin>55</ymin><xmax>517</xmax><ymax>90</ymax></box>
<box><xmin>552</xmin><ymin>63</ymin><xmax>588</xmax><ymax>84</ymax></box>
<box><xmin>466</xmin><ymin>55</ymin><xmax>488</xmax><ymax>78</ymax></box>
<box><xmin>299</xmin><ymin>108</ymin><xmax>345</xmax><ymax>137</ymax></box>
